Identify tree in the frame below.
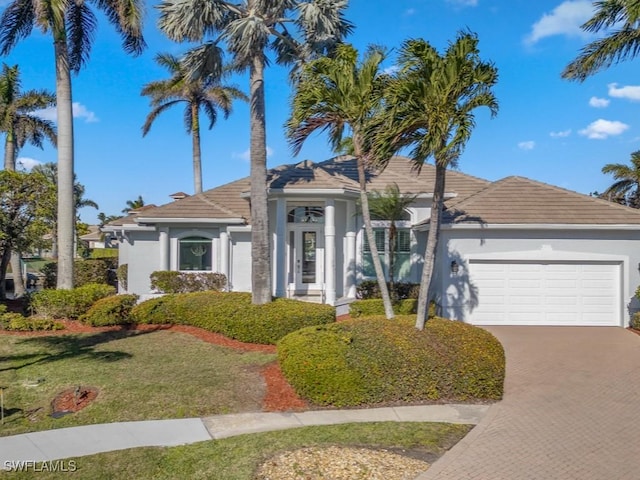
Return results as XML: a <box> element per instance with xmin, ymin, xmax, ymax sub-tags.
<box><xmin>97</xmin><ymin>212</ymin><xmax>122</xmax><ymax>227</ymax></box>
<box><xmin>31</xmin><ymin>163</ymin><xmax>99</xmax><ymax>258</ymax></box>
<box><xmin>142</xmin><ymin>53</ymin><xmax>247</xmax><ymax>194</ymax></box>
<box><xmin>0</xmin><ymin>63</ymin><xmax>56</xmax><ymax>297</ymax></box>
<box><xmin>366</xmin><ymin>183</ymin><xmax>418</xmax><ymax>299</ymax></box>
<box><xmin>563</xmin><ymin>1</ymin><xmax>640</xmax><ymax>81</ymax></box>
<box><xmin>0</xmin><ymin>0</ymin><xmax>146</xmax><ymax>289</ymax></box>
<box><xmin>157</xmin><ymin>0</ymin><xmax>352</xmax><ymax>304</ymax></box>
<box><xmin>383</xmin><ymin>33</ymin><xmax>498</xmax><ymax>329</ymax></box>
<box><xmin>0</xmin><ymin>170</ymin><xmax>52</xmax><ymax>299</ymax></box>
<box><xmin>601</xmin><ymin>150</ymin><xmax>640</xmax><ymax>208</ymax></box>
<box><xmin>288</xmin><ymin>44</ymin><xmax>396</xmax><ymax>319</ymax></box>
<box><xmin>122</xmin><ymin>195</ymin><xmax>145</xmax><ymax>214</ymax></box>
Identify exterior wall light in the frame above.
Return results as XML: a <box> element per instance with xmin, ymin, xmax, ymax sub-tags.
<box><xmin>451</xmin><ymin>260</ymin><xmax>460</xmax><ymax>274</ymax></box>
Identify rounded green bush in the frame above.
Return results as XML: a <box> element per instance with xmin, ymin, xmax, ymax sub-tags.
<box><xmin>630</xmin><ymin>311</ymin><xmax>640</xmax><ymax>330</ymax></box>
<box><xmin>80</xmin><ymin>294</ymin><xmax>139</xmax><ymax>326</ymax></box>
<box><xmin>350</xmin><ymin>298</ymin><xmax>417</xmax><ymax>317</ymax></box>
<box><xmin>278</xmin><ymin>316</ymin><xmax>505</xmax><ymax>407</ymax></box>
<box><xmin>130</xmin><ymin>292</ymin><xmax>335</xmax><ymax>344</ymax></box>
<box><xmin>29</xmin><ymin>283</ymin><xmax>116</xmax><ymax>319</ymax></box>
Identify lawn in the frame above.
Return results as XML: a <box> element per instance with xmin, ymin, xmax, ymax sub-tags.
<box><xmin>0</xmin><ymin>422</ymin><xmax>471</xmax><ymax>479</ymax></box>
<box><xmin>0</xmin><ymin>329</ymin><xmax>275</xmax><ymax>436</ymax></box>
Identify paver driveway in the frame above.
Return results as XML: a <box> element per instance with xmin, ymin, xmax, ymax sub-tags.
<box><xmin>418</xmin><ymin>326</ymin><xmax>640</xmax><ymax>480</ymax></box>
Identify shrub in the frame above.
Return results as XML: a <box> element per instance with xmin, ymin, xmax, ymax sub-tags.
<box><xmin>116</xmin><ymin>264</ymin><xmax>128</xmax><ymax>291</ymax></box>
<box><xmin>29</xmin><ymin>283</ymin><xmax>116</xmax><ymax>319</ymax></box>
<box><xmin>80</xmin><ymin>294</ymin><xmax>139</xmax><ymax>326</ymax></box>
<box><xmin>356</xmin><ymin>280</ymin><xmax>420</xmax><ymax>300</ymax></box>
<box><xmin>41</xmin><ymin>259</ymin><xmax>118</xmax><ymax>288</ymax></box>
<box><xmin>150</xmin><ymin>271</ymin><xmax>227</xmax><ymax>294</ymax></box>
<box><xmin>349</xmin><ymin>298</ymin><xmax>436</xmax><ymax>318</ymax></box>
<box><xmin>278</xmin><ymin>316</ymin><xmax>505</xmax><ymax>407</ymax></box>
<box><xmin>131</xmin><ymin>292</ymin><xmax>335</xmax><ymax>344</ymax></box>
<box><xmin>89</xmin><ymin>248</ymin><xmax>119</xmax><ymax>259</ymax></box>
<box><xmin>0</xmin><ymin>313</ymin><xmax>64</xmax><ymax>331</ymax></box>
<box><xmin>631</xmin><ymin>312</ymin><xmax>640</xmax><ymax>330</ymax></box>
<box><xmin>41</xmin><ymin>262</ymin><xmax>57</xmax><ymax>289</ymax></box>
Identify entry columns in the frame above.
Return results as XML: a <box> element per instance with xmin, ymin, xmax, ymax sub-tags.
<box><xmin>274</xmin><ymin>197</ymin><xmax>287</xmax><ymax>297</ymax></box>
<box><xmin>345</xmin><ymin>201</ymin><xmax>357</xmax><ymax>298</ymax></box>
<box><xmin>324</xmin><ymin>199</ymin><xmax>336</xmax><ymax>305</ymax></box>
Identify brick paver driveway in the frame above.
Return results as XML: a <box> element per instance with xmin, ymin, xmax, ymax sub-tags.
<box><xmin>418</xmin><ymin>326</ymin><xmax>640</xmax><ymax>480</ymax></box>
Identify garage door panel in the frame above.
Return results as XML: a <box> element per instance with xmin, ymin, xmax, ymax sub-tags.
<box><xmin>467</xmin><ymin>261</ymin><xmax>620</xmax><ymax>326</ymax></box>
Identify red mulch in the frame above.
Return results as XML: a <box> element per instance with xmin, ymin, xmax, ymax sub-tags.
<box><xmin>51</xmin><ymin>386</ymin><xmax>99</xmax><ymax>413</ymax></box>
<box><xmin>0</xmin><ymin>320</ymin><xmax>307</xmax><ymax>412</ymax></box>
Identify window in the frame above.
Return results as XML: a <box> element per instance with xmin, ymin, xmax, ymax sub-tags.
<box><xmin>179</xmin><ymin>237</ymin><xmax>212</xmax><ymax>271</ymax></box>
<box><xmin>288</xmin><ymin>206</ymin><xmax>324</xmax><ymax>223</ymax></box>
<box><xmin>362</xmin><ymin>228</ymin><xmax>411</xmax><ymax>281</ymax></box>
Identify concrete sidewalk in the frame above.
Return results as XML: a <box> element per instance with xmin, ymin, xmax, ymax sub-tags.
<box><xmin>0</xmin><ymin>404</ymin><xmax>488</xmax><ymax>463</ymax></box>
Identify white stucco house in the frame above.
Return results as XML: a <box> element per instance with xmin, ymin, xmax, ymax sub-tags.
<box><xmin>103</xmin><ymin>155</ymin><xmax>640</xmax><ymax>327</ymax></box>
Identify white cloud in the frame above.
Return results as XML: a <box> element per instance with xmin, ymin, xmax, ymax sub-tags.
<box><xmin>525</xmin><ymin>0</ymin><xmax>593</xmax><ymax>45</ymax></box>
<box><xmin>518</xmin><ymin>140</ymin><xmax>535</xmax><ymax>150</ymax></box>
<box><xmin>232</xmin><ymin>146</ymin><xmax>274</xmax><ymax>162</ymax></box>
<box><xmin>589</xmin><ymin>96</ymin><xmax>610</xmax><ymax>108</ymax></box>
<box><xmin>16</xmin><ymin>157</ymin><xmax>43</xmax><ymax>171</ymax></box>
<box><xmin>33</xmin><ymin>102</ymin><xmax>99</xmax><ymax>123</ymax></box>
<box><xmin>608</xmin><ymin>83</ymin><xmax>640</xmax><ymax>101</ymax></box>
<box><xmin>579</xmin><ymin>119</ymin><xmax>629</xmax><ymax>139</ymax></box>
<box><xmin>550</xmin><ymin>129</ymin><xmax>572</xmax><ymax>138</ymax></box>
<box><xmin>447</xmin><ymin>0</ymin><xmax>478</xmax><ymax>6</ymax></box>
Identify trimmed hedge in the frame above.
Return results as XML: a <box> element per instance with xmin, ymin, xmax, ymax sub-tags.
<box><xmin>150</xmin><ymin>271</ymin><xmax>227</xmax><ymax>293</ymax></box>
<box><xmin>278</xmin><ymin>316</ymin><xmax>505</xmax><ymax>407</ymax></box>
<box><xmin>29</xmin><ymin>283</ymin><xmax>116</xmax><ymax>319</ymax></box>
<box><xmin>0</xmin><ymin>305</ymin><xmax>64</xmax><ymax>331</ymax></box>
<box><xmin>350</xmin><ymin>298</ymin><xmax>417</xmax><ymax>317</ymax></box>
<box><xmin>631</xmin><ymin>311</ymin><xmax>640</xmax><ymax>330</ymax></box>
<box><xmin>80</xmin><ymin>294</ymin><xmax>139</xmax><ymax>326</ymax></box>
<box><xmin>131</xmin><ymin>292</ymin><xmax>335</xmax><ymax>344</ymax></box>
<box><xmin>42</xmin><ymin>259</ymin><xmax>118</xmax><ymax>288</ymax></box>
<box><xmin>356</xmin><ymin>280</ymin><xmax>420</xmax><ymax>300</ymax></box>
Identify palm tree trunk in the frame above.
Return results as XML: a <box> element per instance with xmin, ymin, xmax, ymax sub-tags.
<box><xmin>388</xmin><ymin>221</ymin><xmax>396</xmax><ymax>302</ymax></box>
<box><xmin>356</xmin><ymin>149</ymin><xmax>394</xmax><ymax>319</ymax></box>
<box><xmin>249</xmin><ymin>53</ymin><xmax>271</xmax><ymax>304</ymax></box>
<box><xmin>191</xmin><ymin>104</ymin><xmax>203</xmax><ymax>194</ymax></box>
<box><xmin>3</xmin><ymin>129</ymin><xmax>26</xmax><ymax>297</ymax></box>
<box><xmin>54</xmin><ymin>34</ymin><xmax>76</xmax><ymax>289</ymax></box>
<box><xmin>416</xmin><ymin>162</ymin><xmax>446</xmax><ymax>330</ymax></box>
<box><xmin>0</xmin><ymin>248</ymin><xmax>10</xmax><ymax>300</ymax></box>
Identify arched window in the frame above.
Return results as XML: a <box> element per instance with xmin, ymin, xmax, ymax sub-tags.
<box><xmin>179</xmin><ymin>237</ymin><xmax>212</xmax><ymax>271</ymax></box>
<box><xmin>287</xmin><ymin>206</ymin><xmax>325</xmax><ymax>224</ymax></box>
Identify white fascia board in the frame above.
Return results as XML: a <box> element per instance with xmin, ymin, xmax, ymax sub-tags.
<box><xmin>101</xmin><ymin>224</ymin><xmax>156</xmax><ymax>232</ymax></box>
<box><xmin>242</xmin><ymin>189</ymin><xmax>360</xmax><ymax>198</ymax></box>
<box><xmin>412</xmin><ymin>192</ymin><xmax>457</xmax><ymax>199</ymax></box>
<box><xmin>227</xmin><ymin>225</ymin><xmax>252</xmax><ymax>233</ymax></box>
<box><xmin>135</xmin><ymin>217</ymin><xmax>246</xmax><ymax>224</ymax></box>
<box><xmin>414</xmin><ymin>222</ymin><xmax>640</xmax><ymax>231</ymax></box>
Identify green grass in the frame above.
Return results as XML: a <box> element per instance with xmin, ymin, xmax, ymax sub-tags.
<box><xmin>0</xmin><ymin>422</ymin><xmax>471</xmax><ymax>479</ymax></box>
<box><xmin>0</xmin><ymin>330</ymin><xmax>275</xmax><ymax>436</ymax></box>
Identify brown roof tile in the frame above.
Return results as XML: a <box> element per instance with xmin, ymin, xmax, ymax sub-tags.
<box><xmin>441</xmin><ymin>176</ymin><xmax>640</xmax><ymax>225</ymax></box>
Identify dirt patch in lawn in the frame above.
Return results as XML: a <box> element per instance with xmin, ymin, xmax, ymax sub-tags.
<box><xmin>51</xmin><ymin>386</ymin><xmax>99</xmax><ymax>415</ymax></box>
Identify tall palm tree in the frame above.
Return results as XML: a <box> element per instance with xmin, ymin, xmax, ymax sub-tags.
<box><xmin>601</xmin><ymin>150</ymin><xmax>640</xmax><ymax>208</ymax></box>
<box><xmin>157</xmin><ymin>0</ymin><xmax>352</xmax><ymax>305</ymax></box>
<box><xmin>0</xmin><ymin>63</ymin><xmax>56</xmax><ymax>297</ymax></box>
<box><xmin>288</xmin><ymin>44</ymin><xmax>396</xmax><ymax>319</ymax></box>
<box><xmin>367</xmin><ymin>183</ymin><xmax>418</xmax><ymax>300</ymax></box>
<box><xmin>0</xmin><ymin>0</ymin><xmax>145</xmax><ymax>289</ymax></box>
<box><xmin>563</xmin><ymin>0</ymin><xmax>640</xmax><ymax>81</ymax></box>
<box><xmin>142</xmin><ymin>53</ymin><xmax>247</xmax><ymax>194</ymax></box>
<box><xmin>383</xmin><ymin>33</ymin><xmax>498</xmax><ymax>329</ymax></box>
<box><xmin>122</xmin><ymin>195</ymin><xmax>145</xmax><ymax>214</ymax></box>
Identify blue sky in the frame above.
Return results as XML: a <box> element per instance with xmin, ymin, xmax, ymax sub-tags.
<box><xmin>4</xmin><ymin>0</ymin><xmax>640</xmax><ymax>222</ymax></box>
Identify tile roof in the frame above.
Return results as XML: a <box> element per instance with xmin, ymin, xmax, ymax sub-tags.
<box><xmin>440</xmin><ymin>176</ymin><xmax>640</xmax><ymax>225</ymax></box>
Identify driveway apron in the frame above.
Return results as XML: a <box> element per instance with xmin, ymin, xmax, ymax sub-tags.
<box><xmin>418</xmin><ymin>326</ymin><xmax>640</xmax><ymax>480</ymax></box>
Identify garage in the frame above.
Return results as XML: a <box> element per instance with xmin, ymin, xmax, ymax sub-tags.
<box><xmin>467</xmin><ymin>260</ymin><xmax>622</xmax><ymax>326</ymax></box>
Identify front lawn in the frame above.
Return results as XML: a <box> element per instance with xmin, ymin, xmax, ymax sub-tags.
<box><xmin>0</xmin><ymin>329</ymin><xmax>275</xmax><ymax>436</ymax></box>
<box><xmin>0</xmin><ymin>422</ymin><xmax>471</xmax><ymax>479</ymax></box>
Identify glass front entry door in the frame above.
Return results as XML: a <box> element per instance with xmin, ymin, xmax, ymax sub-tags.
<box><xmin>288</xmin><ymin>227</ymin><xmax>324</xmax><ymax>292</ymax></box>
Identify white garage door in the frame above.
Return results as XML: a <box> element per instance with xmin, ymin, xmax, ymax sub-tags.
<box><xmin>467</xmin><ymin>261</ymin><xmax>621</xmax><ymax>326</ymax></box>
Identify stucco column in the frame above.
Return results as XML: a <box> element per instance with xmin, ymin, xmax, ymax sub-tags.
<box><xmin>159</xmin><ymin>227</ymin><xmax>169</xmax><ymax>271</ymax></box>
<box><xmin>345</xmin><ymin>200</ymin><xmax>357</xmax><ymax>298</ymax></box>
<box><xmin>325</xmin><ymin>199</ymin><xmax>336</xmax><ymax>305</ymax></box>
<box><xmin>220</xmin><ymin>230</ymin><xmax>230</xmax><ymax>290</ymax></box>
<box><xmin>274</xmin><ymin>197</ymin><xmax>287</xmax><ymax>297</ymax></box>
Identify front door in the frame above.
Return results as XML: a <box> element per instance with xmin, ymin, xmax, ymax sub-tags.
<box><xmin>288</xmin><ymin>226</ymin><xmax>324</xmax><ymax>293</ymax></box>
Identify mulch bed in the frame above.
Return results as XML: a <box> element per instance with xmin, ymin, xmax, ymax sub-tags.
<box><xmin>51</xmin><ymin>386</ymin><xmax>99</xmax><ymax>415</ymax></box>
<box><xmin>0</xmin><ymin>319</ymin><xmax>307</xmax><ymax>412</ymax></box>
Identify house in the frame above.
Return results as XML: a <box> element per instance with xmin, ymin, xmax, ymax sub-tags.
<box><xmin>103</xmin><ymin>155</ymin><xmax>640</xmax><ymax>327</ymax></box>
<box><xmin>79</xmin><ymin>225</ymin><xmax>115</xmax><ymax>250</ymax></box>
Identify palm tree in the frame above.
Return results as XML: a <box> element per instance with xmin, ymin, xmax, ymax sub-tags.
<box><xmin>0</xmin><ymin>63</ymin><xmax>56</xmax><ymax>297</ymax></box>
<box><xmin>157</xmin><ymin>0</ymin><xmax>352</xmax><ymax>305</ymax></box>
<box><xmin>0</xmin><ymin>0</ymin><xmax>145</xmax><ymax>289</ymax></box>
<box><xmin>563</xmin><ymin>1</ymin><xmax>640</xmax><ymax>81</ymax></box>
<box><xmin>122</xmin><ymin>195</ymin><xmax>145</xmax><ymax>214</ymax></box>
<box><xmin>367</xmin><ymin>183</ymin><xmax>418</xmax><ymax>300</ymax></box>
<box><xmin>601</xmin><ymin>150</ymin><xmax>640</xmax><ymax>208</ymax></box>
<box><xmin>383</xmin><ymin>33</ymin><xmax>498</xmax><ymax>329</ymax></box>
<box><xmin>142</xmin><ymin>53</ymin><xmax>247</xmax><ymax>194</ymax></box>
<box><xmin>288</xmin><ymin>44</ymin><xmax>396</xmax><ymax>319</ymax></box>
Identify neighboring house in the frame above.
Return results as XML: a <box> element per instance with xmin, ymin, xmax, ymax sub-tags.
<box><xmin>79</xmin><ymin>225</ymin><xmax>116</xmax><ymax>250</ymax></box>
<box><xmin>102</xmin><ymin>155</ymin><xmax>640</xmax><ymax>327</ymax></box>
